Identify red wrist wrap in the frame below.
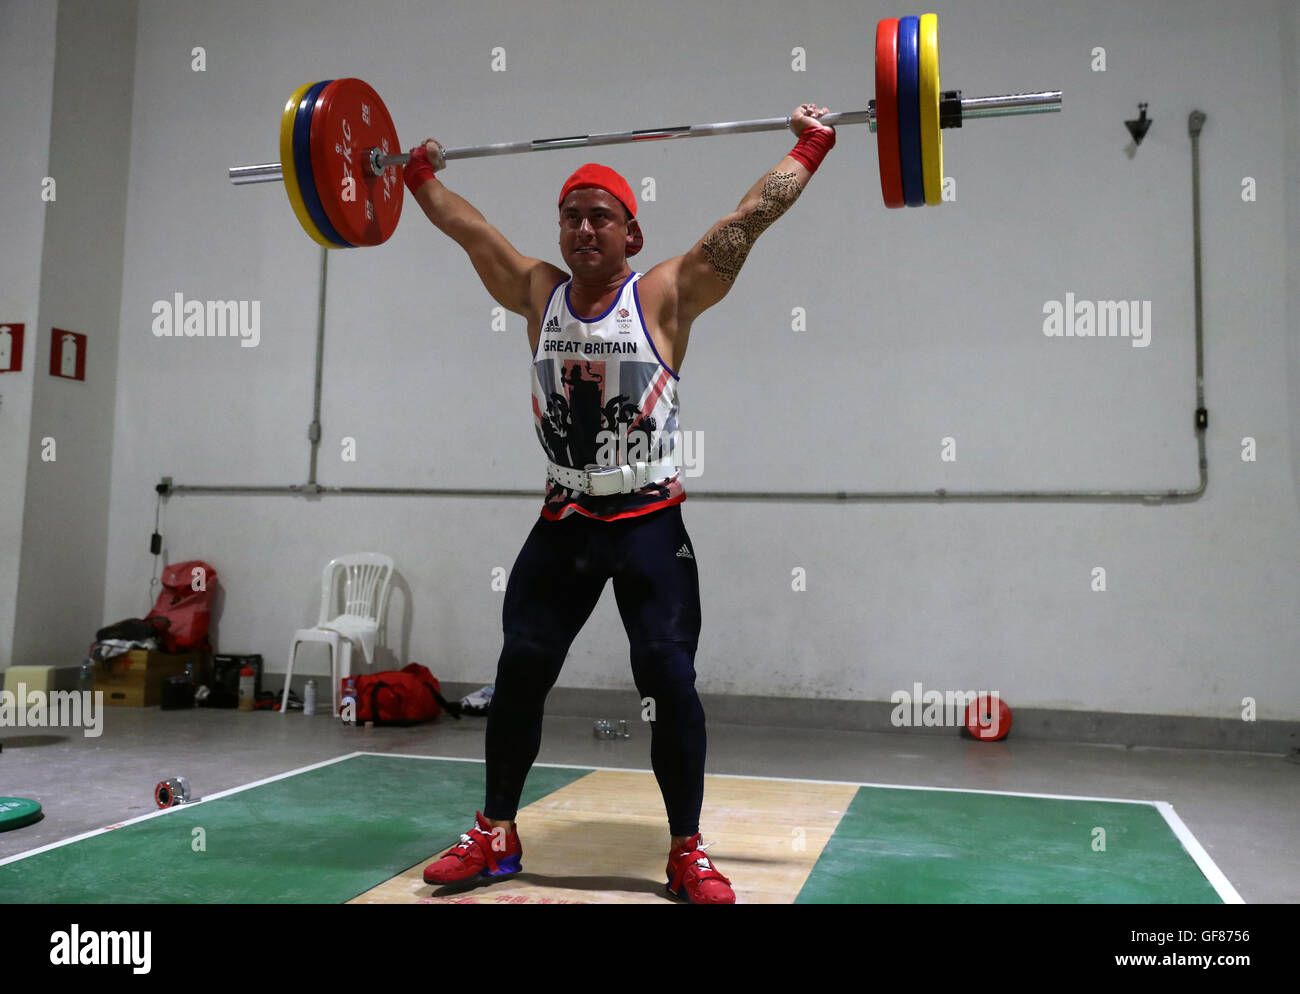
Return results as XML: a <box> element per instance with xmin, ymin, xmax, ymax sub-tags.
<box><xmin>788</xmin><ymin>126</ymin><xmax>836</xmax><ymax>174</ymax></box>
<box><xmin>403</xmin><ymin>146</ymin><xmax>437</xmax><ymax>194</ymax></box>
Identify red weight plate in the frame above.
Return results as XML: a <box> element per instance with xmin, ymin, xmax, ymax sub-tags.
<box><xmin>875</xmin><ymin>18</ymin><xmax>904</xmax><ymax>209</ymax></box>
<box><xmin>309</xmin><ymin>78</ymin><xmax>404</xmax><ymax>247</ymax></box>
<box><xmin>965</xmin><ymin>694</ymin><xmax>1012</xmax><ymax>741</ymax></box>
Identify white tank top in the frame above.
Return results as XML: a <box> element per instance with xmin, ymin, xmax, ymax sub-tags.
<box><xmin>532</xmin><ymin>272</ymin><xmax>685</xmax><ymax>521</ymax></box>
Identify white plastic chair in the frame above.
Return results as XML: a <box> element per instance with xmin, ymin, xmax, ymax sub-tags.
<box><xmin>283</xmin><ymin>553</ymin><xmax>394</xmax><ymax>716</ymax></box>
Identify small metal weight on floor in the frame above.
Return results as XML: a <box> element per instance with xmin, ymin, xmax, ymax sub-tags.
<box><xmin>154</xmin><ymin>776</ymin><xmax>193</xmax><ymax>808</ymax></box>
<box><xmin>593</xmin><ymin>719</ymin><xmax>631</xmax><ymax>740</ymax></box>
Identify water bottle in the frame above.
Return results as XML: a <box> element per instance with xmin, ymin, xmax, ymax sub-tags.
<box><xmin>79</xmin><ymin>658</ymin><xmax>92</xmax><ymax>693</ymax></box>
<box><xmin>341</xmin><ymin>676</ymin><xmax>357</xmax><ymax>722</ymax></box>
<box><xmin>303</xmin><ymin>679</ymin><xmax>317</xmax><ymax>716</ymax></box>
<box><xmin>238</xmin><ymin>666</ymin><xmax>256</xmax><ymax>711</ymax></box>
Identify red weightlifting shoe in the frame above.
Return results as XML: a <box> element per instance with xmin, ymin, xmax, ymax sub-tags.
<box><xmin>666</xmin><ymin>834</ymin><xmax>735</xmax><ymax>904</ymax></box>
<box><xmin>423</xmin><ymin>811</ymin><xmax>523</xmax><ymax>885</ymax></box>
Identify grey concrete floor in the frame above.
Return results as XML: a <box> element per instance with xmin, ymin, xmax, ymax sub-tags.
<box><xmin>1</xmin><ymin>704</ymin><xmax>1296</xmax><ymax>903</ymax></box>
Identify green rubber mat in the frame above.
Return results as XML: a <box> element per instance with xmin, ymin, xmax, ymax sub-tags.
<box><xmin>795</xmin><ymin>785</ymin><xmax>1223</xmax><ymax>903</ymax></box>
<box><xmin>0</xmin><ymin>754</ymin><xmax>590</xmax><ymax>904</ymax></box>
<box><xmin>0</xmin><ymin>756</ymin><xmax>1229</xmax><ymax>904</ymax></box>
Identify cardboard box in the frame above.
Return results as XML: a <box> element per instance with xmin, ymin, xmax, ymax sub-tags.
<box><xmin>95</xmin><ymin>650</ymin><xmax>202</xmax><ymax>707</ymax></box>
<box><xmin>4</xmin><ymin>665</ymin><xmax>83</xmax><ymax>694</ymax></box>
<box><xmin>4</xmin><ymin>666</ymin><xmax>56</xmax><ymax>694</ymax></box>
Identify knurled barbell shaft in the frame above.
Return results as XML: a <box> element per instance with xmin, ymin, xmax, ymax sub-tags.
<box><xmin>228</xmin><ymin>89</ymin><xmax>1061</xmax><ymax>185</ymax></box>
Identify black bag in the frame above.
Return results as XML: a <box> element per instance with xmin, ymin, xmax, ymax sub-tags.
<box><xmin>96</xmin><ymin>617</ymin><xmax>169</xmax><ymax>642</ymax></box>
<box><xmin>211</xmin><ymin>654</ymin><xmax>263</xmax><ymax>697</ymax></box>
<box><xmin>197</xmin><ymin>684</ymin><xmax>239</xmax><ymax>709</ymax></box>
<box><xmin>161</xmin><ymin>675</ymin><xmax>195</xmax><ymax>710</ymax></box>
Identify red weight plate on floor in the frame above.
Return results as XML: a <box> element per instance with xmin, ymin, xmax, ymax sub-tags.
<box><xmin>875</xmin><ymin>18</ymin><xmax>904</xmax><ymax>209</ymax></box>
<box><xmin>309</xmin><ymin>78</ymin><xmax>404</xmax><ymax>246</ymax></box>
<box><xmin>965</xmin><ymin>694</ymin><xmax>1012</xmax><ymax>741</ymax></box>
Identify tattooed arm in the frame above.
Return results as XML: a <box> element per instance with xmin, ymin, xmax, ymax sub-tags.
<box><xmin>697</xmin><ymin>169</ymin><xmax>804</xmax><ymax>284</ymax></box>
<box><xmin>645</xmin><ymin>106</ymin><xmax>831</xmax><ymax>325</ymax></box>
<box><xmin>639</xmin><ymin>104</ymin><xmax>835</xmax><ymax>370</ymax></box>
<box><xmin>687</xmin><ymin>105</ymin><xmax>832</xmax><ymax>308</ymax></box>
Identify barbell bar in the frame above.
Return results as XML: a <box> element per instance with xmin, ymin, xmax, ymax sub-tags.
<box><xmin>228</xmin><ymin>13</ymin><xmax>1061</xmax><ymax>245</ymax></box>
<box><xmin>229</xmin><ymin>91</ymin><xmax>1061</xmax><ymax>188</ymax></box>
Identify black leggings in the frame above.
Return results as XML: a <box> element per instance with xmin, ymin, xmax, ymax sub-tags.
<box><xmin>484</xmin><ymin>503</ymin><xmax>705</xmax><ymax>837</ymax></box>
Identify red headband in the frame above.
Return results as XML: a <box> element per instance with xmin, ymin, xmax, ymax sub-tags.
<box><xmin>558</xmin><ymin>163</ymin><xmax>643</xmax><ymax>256</ymax></box>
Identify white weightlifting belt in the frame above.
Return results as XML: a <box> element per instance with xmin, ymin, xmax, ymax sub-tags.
<box><xmin>547</xmin><ymin>457</ymin><xmax>677</xmax><ymax>497</ymax></box>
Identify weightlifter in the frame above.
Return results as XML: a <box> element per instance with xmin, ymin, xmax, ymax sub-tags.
<box><xmin>404</xmin><ymin>103</ymin><xmax>837</xmax><ymax>904</ymax></box>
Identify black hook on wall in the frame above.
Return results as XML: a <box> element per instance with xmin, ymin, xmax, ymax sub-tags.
<box><xmin>1126</xmin><ymin>102</ymin><xmax>1152</xmax><ymax>145</ymax></box>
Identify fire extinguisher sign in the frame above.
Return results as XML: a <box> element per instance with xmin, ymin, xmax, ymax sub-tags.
<box><xmin>50</xmin><ymin>328</ymin><xmax>86</xmax><ymax>381</ymax></box>
<box><xmin>0</xmin><ymin>324</ymin><xmax>23</xmax><ymax>372</ymax></box>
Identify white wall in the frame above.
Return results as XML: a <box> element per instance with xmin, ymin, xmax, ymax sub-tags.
<box><xmin>0</xmin><ymin>0</ymin><xmax>58</xmax><ymax>668</ymax></box>
<box><xmin>95</xmin><ymin>0</ymin><xmax>1298</xmax><ymax>719</ymax></box>
<box><xmin>12</xmin><ymin>0</ymin><xmax>138</xmax><ymax>668</ymax></box>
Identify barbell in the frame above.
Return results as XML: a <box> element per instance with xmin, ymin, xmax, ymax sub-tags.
<box><xmin>228</xmin><ymin>13</ymin><xmax>1061</xmax><ymax>247</ymax></box>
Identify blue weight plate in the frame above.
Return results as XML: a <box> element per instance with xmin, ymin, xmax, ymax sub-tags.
<box><xmin>896</xmin><ymin>16</ymin><xmax>925</xmax><ymax>207</ymax></box>
<box><xmin>292</xmin><ymin>79</ymin><xmax>350</xmax><ymax>247</ymax></box>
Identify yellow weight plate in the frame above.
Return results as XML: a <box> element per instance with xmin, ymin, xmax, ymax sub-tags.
<box><xmin>919</xmin><ymin>13</ymin><xmax>943</xmax><ymax>206</ymax></box>
<box><xmin>278</xmin><ymin>81</ymin><xmax>336</xmax><ymax>248</ymax></box>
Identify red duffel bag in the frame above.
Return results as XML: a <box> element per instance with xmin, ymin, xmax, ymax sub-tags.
<box><xmin>347</xmin><ymin>663</ymin><xmax>461</xmax><ymax>725</ymax></box>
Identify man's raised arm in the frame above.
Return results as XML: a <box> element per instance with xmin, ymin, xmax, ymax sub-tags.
<box><xmin>674</xmin><ymin>104</ymin><xmax>837</xmax><ymax>320</ymax></box>
<box><xmin>402</xmin><ymin>141</ymin><xmax>553</xmax><ymax>317</ymax></box>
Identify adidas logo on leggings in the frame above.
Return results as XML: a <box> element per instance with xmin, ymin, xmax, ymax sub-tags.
<box><xmin>676</xmin><ymin>544</ymin><xmax>694</xmax><ymax>560</ymax></box>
